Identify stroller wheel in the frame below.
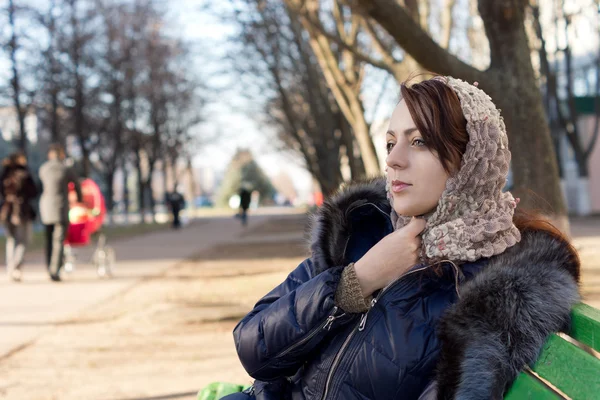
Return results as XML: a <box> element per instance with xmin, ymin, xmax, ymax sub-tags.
<box><xmin>64</xmin><ymin>262</ymin><xmax>75</xmax><ymax>273</ymax></box>
<box><xmin>93</xmin><ymin>246</ymin><xmax>115</xmax><ymax>278</ymax></box>
<box><xmin>64</xmin><ymin>245</ymin><xmax>75</xmax><ymax>273</ymax></box>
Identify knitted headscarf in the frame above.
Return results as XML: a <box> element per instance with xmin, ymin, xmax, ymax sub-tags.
<box><xmin>387</xmin><ymin>76</ymin><xmax>521</xmax><ymax>263</ymax></box>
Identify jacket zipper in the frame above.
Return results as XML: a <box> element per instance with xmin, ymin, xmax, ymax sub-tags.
<box><xmin>273</xmin><ymin>306</ymin><xmax>339</xmax><ymax>359</ymax></box>
<box><xmin>321</xmin><ymin>265</ymin><xmax>430</xmax><ymax>400</ymax></box>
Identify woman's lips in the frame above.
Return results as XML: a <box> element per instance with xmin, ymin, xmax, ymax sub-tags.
<box><xmin>391</xmin><ymin>180</ymin><xmax>411</xmax><ymax>193</ymax></box>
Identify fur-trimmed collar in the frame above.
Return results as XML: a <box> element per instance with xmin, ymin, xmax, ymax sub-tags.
<box><xmin>309</xmin><ymin>177</ymin><xmax>391</xmax><ymax>274</ymax></box>
<box><xmin>309</xmin><ymin>179</ymin><xmax>580</xmax><ymax>399</ymax></box>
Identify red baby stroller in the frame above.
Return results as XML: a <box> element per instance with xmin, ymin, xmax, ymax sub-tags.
<box><xmin>63</xmin><ymin>178</ymin><xmax>115</xmax><ymax>277</ymax></box>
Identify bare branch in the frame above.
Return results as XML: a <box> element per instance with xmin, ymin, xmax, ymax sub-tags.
<box><xmin>285</xmin><ymin>0</ymin><xmax>401</xmax><ymax>73</ymax></box>
<box><xmin>351</xmin><ymin>0</ymin><xmax>483</xmax><ymax>82</ymax></box>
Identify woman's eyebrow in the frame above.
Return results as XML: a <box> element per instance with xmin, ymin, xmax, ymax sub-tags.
<box><xmin>386</xmin><ymin>130</ymin><xmax>396</xmax><ymax>137</ymax></box>
<box><xmin>403</xmin><ymin>127</ymin><xmax>418</xmax><ymax>136</ymax></box>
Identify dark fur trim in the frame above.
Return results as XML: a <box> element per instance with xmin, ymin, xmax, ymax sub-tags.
<box><xmin>309</xmin><ymin>177</ymin><xmax>388</xmax><ymax>273</ymax></box>
<box><xmin>435</xmin><ymin>230</ymin><xmax>580</xmax><ymax>399</ymax></box>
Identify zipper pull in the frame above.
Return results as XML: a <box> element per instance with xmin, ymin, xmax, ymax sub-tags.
<box><xmin>324</xmin><ymin>315</ymin><xmax>335</xmax><ymax>331</ymax></box>
<box><xmin>358</xmin><ymin>298</ymin><xmax>377</xmax><ymax>331</ymax></box>
<box><xmin>323</xmin><ymin>310</ymin><xmax>346</xmax><ymax>331</ymax></box>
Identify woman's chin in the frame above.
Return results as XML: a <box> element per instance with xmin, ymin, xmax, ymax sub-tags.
<box><xmin>393</xmin><ymin>203</ymin><xmax>433</xmax><ymax>218</ymax></box>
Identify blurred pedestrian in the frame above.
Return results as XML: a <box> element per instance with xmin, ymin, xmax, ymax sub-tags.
<box><xmin>238</xmin><ymin>183</ymin><xmax>252</xmax><ymax>226</ymax></box>
<box><xmin>39</xmin><ymin>144</ymin><xmax>81</xmax><ymax>282</ymax></box>
<box><xmin>0</xmin><ymin>152</ymin><xmax>38</xmax><ymax>281</ymax></box>
<box><xmin>168</xmin><ymin>190</ymin><xmax>185</xmax><ymax>229</ymax></box>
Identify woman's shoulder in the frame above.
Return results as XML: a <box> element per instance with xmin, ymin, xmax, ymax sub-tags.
<box><xmin>309</xmin><ymin>178</ymin><xmax>392</xmax><ymax>273</ymax></box>
<box><xmin>432</xmin><ymin>228</ymin><xmax>580</xmax><ymax>397</ymax></box>
<box><xmin>479</xmin><ymin>228</ymin><xmax>579</xmax><ymax>284</ymax></box>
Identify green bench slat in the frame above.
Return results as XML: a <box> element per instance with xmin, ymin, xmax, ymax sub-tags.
<box><xmin>570</xmin><ymin>303</ymin><xmax>600</xmax><ymax>353</ymax></box>
<box><xmin>531</xmin><ymin>334</ymin><xmax>600</xmax><ymax>400</ymax></box>
<box><xmin>197</xmin><ymin>382</ymin><xmax>249</xmax><ymax>400</ymax></box>
<box><xmin>504</xmin><ymin>370</ymin><xmax>562</xmax><ymax>399</ymax></box>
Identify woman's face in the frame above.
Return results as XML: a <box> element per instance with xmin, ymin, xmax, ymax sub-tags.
<box><xmin>386</xmin><ymin>100</ymin><xmax>450</xmax><ymax>217</ymax></box>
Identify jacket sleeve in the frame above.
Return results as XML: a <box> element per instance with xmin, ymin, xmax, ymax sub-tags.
<box><xmin>233</xmin><ymin>258</ymin><xmax>348</xmax><ymax>381</ymax></box>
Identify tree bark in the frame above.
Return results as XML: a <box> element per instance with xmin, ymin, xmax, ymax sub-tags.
<box><xmin>69</xmin><ymin>0</ymin><xmax>91</xmax><ymax>177</ymax></box>
<box><xmin>8</xmin><ymin>0</ymin><xmax>27</xmax><ymax>152</ymax></box>
<box><xmin>104</xmin><ymin>171</ymin><xmax>115</xmax><ymax>221</ymax></box>
<box><xmin>121</xmin><ymin>157</ymin><xmax>129</xmax><ymax>218</ymax></box>
<box><xmin>134</xmin><ymin>148</ymin><xmax>145</xmax><ymax>222</ymax></box>
<box><xmin>340</xmin><ymin>112</ymin><xmax>366</xmax><ymax>180</ymax></box>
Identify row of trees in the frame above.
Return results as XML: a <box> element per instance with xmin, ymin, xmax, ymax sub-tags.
<box><xmin>224</xmin><ymin>0</ymin><xmax>599</xmax><ymax>224</ymax></box>
<box><xmin>1</xmin><ymin>0</ymin><xmax>204</xmax><ymax>218</ymax></box>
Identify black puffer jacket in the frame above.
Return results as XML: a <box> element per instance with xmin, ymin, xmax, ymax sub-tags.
<box><xmin>0</xmin><ymin>164</ymin><xmax>38</xmax><ymax>224</ymax></box>
<box><xmin>233</xmin><ymin>179</ymin><xmax>580</xmax><ymax>400</ymax></box>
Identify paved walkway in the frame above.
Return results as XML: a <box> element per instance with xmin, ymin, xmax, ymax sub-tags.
<box><xmin>0</xmin><ymin>214</ymin><xmax>283</xmax><ymax>361</ymax></box>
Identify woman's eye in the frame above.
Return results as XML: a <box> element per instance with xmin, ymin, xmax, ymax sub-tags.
<box><xmin>411</xmin><ymin>138</ymin><xmax>426</xmax><ymax>147</ymax></box>
<box><xmin>386</xmin><ymin>142</ymin><xmax>395</xmax><ymax>154</ymax></box>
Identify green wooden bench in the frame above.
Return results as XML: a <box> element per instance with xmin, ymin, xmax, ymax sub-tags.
<box><xmin>505</xmin><ymin>303</ymin><xmax>600</xmax><ymax>399</ymax></box>
<box><xmin>199</xmin><ymin>303</ymin><xmax>600</xmax><ymax>400</ymax></box>
<box><xmin>197</xmin><ymin>382</ymin><xmax>252</xmax><ymax>400</ymax></box>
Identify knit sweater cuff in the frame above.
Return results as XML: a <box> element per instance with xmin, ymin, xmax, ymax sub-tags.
<box><xmin>334</xmin><ymin>263</ymin><xmax>372</xmax><ymax>313</ymax></box>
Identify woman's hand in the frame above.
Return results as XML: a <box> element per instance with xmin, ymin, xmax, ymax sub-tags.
<box><xmin>354</xmin><ymin>217</ymin><xmax>426</xmax><ymax>297</ymax></box>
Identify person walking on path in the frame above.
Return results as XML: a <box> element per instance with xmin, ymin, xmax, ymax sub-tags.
<box><xmin>238</xmin><ymin>184</ymin><xmax>252</xmax><ymax>227</ymax></box>
<box><xmin>168</xmin><ymin>190</ymin><xmax>185</xmax><ymax>229</ymax></box>
<box><xmin>39</xmin><ymin>144</ymin><xmax>81</xmax><ymax>281</ymax></box>
<box><xmin>0</xmin><ymin>152</ymin><xmax>38</xmax><ymax>281</ymax></box>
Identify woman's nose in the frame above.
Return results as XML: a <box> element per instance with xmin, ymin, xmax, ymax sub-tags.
<box><xmin>386</xmin><ymin>143</ymin><xmax>408</xmax><ymax>170</ymax></box>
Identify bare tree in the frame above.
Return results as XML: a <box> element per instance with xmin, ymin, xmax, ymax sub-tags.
<box><xmin>61</xmin><ymin>0</ymin><xmax>99</xmax><ymax>177</ymax></box>
<box><xmin>284</xmin><ymin>0</ymin><xmax>381</xmax><ymax>176</ymax></box>
<box><xmin>3</xmin><ymin>0</ymin><xmax>36</xmax><ymax>152</ymax></box>
<box><xmin>37</xmin><ymin>0</ymin><xmax>65</xmax><ymax>146</ymax></box>
<box><xmin>90</xmin><ymin>0</ymin><xmax>131</xmax><ymax>218</ymax></box>
<box><xmin>532</xmin><ymin>1</ymin><xmax>600</xmax><ymax>216</ymax></box>
<box><xmin>229</xmin><ymin>0</ymin><xmax>351</xmax><ymax>195</ymax></box>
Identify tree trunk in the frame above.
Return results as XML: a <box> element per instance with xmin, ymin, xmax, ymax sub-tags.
<box><xmin>8</xmin><ymin>0</ymin><xmax>27</xmax><ymax>153</ymax></box>
<box><xmin>292</xmin><ymin>1</ymin><xmax>381</xmax><ymax>176</ymax></box>
<box><xmin>104</xmin><ymin>171</ymin><xmax>114</xmax><ymax>224</ymax></box>
<box><xmin>161</xmin><ymin>158</ymin><xmax>169</xmax><ymax>200</ymax></box>
<box><xmin>145</xmin><ymin>158</ymin><xmax>157</xmax><ymax>223</ymax></box>
<box><xmin>340</xmin><ymin>113</ymin><xmax>366</xmax><ymax>179</ymax></box>
<box><xmin>478</xmin><ymin>0</ymin><xmax>565</xmax><ymax>217</ymax></box>
<box><xmin>121</xmin><ymin>157</ymin><xmax>129</xmax><ymax>219</ymax></box>
<box><xmin>48</xmin><ymin>0</ymin><xmax>61</xmax><ymax>146</ymax></box>
<box><xmin>134</xmin><ymin>151</ymin><xmax>145</xmax><ymax>223</ymax></box>
<box><xmin>146</xmin><ymin>177</ymin><xmax>156</xmax><ymax>223</ymax></box>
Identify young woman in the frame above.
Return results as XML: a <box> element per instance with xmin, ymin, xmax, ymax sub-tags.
<box><xmin>1</xmin><ymin>152</ymin><xmax>38</xmax><ymax>281</ymax></box>
<box><xmin>226</xmin><ymin>77</ymin><xmax>580</xmax><ymax>399</ymax></box>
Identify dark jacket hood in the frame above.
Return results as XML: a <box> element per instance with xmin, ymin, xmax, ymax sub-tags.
<box><xmin>309</xmin><ymin>178</ymin><xmax>580</xmax><ymax>399</ymax></box>
<box><xmin>309</xmin><ymin>177</ymin><xmax>391</xmax><ymax>274</ymax></box>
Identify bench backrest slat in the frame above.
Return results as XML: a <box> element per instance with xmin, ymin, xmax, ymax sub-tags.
<box><xmin>530</xmin><ymin>333</ymin><xmax>600</xmax><ymax>399</ymax></box>
<box><xmin>504</xmin><ymin>370</ymin><xmax>563</xmax><ymax>399</ymax></box>
<box><xmin>570</xmin><ymin>303</ymin><xmax>600</xmax><ymax>353</ymax></box>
